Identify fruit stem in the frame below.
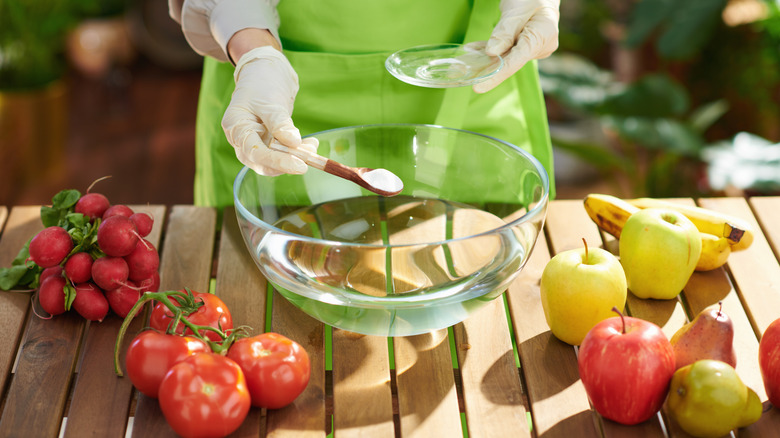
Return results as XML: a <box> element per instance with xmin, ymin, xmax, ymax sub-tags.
<box><xmin>113</xmin><ymin>288</ymin><xmax>237</xmax><ymax>376</ymax></box>
<box><xmin>582</xmin><ymin>238</ymin><xmax>588</xmax><ymax>262</ymax></box>
<box><xmin>717</xmin><ymin>301</ymin><xmax>723</xmax><ymax>318</ymax></box>
<box><xmin>612</xmin><ymin>306</ymin><xmax>626</xmax><ymax>334</ymax></box>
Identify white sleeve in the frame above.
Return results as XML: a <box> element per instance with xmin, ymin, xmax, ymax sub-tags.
<box><xmin>169</xmin><ymin>0</ymin><xmax>281</xmax><ymax>63</ymax></box>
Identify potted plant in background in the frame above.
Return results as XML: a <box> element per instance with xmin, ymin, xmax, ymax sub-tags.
<box><xmin>549</xmin><ymin>0</ymin><xmax>780</xmax><ymax>198</ymax></box>
<box><xmin>540</xmin><ymin>52</ymin><xmax>727</xmax><ymax>198</ymax></box>
<box><xmin>0</xmin><ymin>0</ymin><xmax>126</xmax><ymax>205</ymax></box>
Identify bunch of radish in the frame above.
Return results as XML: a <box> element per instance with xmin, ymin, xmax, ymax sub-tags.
<box><xmin>1</xmin><ymin>187</ymin><xmax>160</xmax><ymax>322</ymax></box>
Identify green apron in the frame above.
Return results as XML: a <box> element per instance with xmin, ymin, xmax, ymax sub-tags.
<box><xmin>194</xmin><ymin>0</ymin><xmax>555</xmax><ymax>208</ymax></box>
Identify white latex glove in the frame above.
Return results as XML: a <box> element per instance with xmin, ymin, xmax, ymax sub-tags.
<box><xmin>473</xmin><ymin>0</ymin><xmax>560</xmax><ymax>93</ymax></box>
<box><xmin>221</xmin><ymin>46</ymin><xmax>318</xmax><ymax>176</ymax></box>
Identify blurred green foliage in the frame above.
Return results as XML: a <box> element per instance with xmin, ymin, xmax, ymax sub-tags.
<box><xmin>540</xmin><ymin>53</ymin><xmax>727</xmax><ymax>197</ymax></box>
<box><xmin>623</xmin><ymin>0</ymin><xmax>730</xmax><ymax>59</ymax></box>
<box><xmin>551</xmin><ymin>0</ymin><xmax>780</xmax><ymax>195</ymax></box>
<box><xmin>0</xmin><ymin>0</ymin><xmax>126</xmax><ymax>90</ymax></box>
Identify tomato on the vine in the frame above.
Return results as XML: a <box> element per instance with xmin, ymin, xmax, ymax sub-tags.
<box><xmin>227</xmin><ymin>332</ymin><xmax>311</xmax><ymax>409</ymax></box>
<box><xmin>149</xmin><ymin>290</ymin><xmax>233</xmax><ymax>342</ymax></box>
<box><xmin>158</xmin><ymin>352</ymin><xmax>251</xmax><ymax>438</ymax></box>
<box><xmin>124</xmin><ymin>330</ymin><xmax>210</xmax><ymax>398</ymax></box>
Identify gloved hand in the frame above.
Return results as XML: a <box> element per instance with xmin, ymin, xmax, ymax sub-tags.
<box><xmin>221</xmin><ymin>46</ymin><xmax>318</xmax><ymax>176</ymax></box>
<box><xmin>473</xmin><ymin>0</ymin><xmax>560</xmax><ymax>94</ymax></box>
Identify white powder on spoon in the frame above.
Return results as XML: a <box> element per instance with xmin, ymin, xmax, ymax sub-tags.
<box><xmin>361</xmin><ymin>168</ymin><xmax>404</xmax><ymax>195</ymax></box>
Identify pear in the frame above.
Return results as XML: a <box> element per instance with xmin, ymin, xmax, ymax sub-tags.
<box><xmin>737</xmin><ymin>385</ymin><xmax>764</xmax><ymax>429</ymax></box>
<box><xmin>668</xmin><ymin>360</ymin><xmax>763</xmax><ymax>437</ymax></box>
<box><xmin>670</xmin><ymin>302</ymin><xmax>737</xmax><ymax>370</ymax></box>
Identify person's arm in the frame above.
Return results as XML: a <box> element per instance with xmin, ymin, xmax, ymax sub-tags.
<box><xmin>168</xmin><ymin>0</ymin><xmax>281</xmax><ymax>63</ymax></box>
<box><xmin>169</xmin><ymin>0</ymin><xmax>313</xmax><ymax>176</ymax></box>
<box><xmin>227</xmin><ymin>28</ymin><xmax>281</xmax><ymax>62</ymax></box>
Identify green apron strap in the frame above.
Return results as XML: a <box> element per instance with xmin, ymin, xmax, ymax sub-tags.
<box><xmin>434</xmin><ymin>0</ymin><xmax>499</xmax><ymax>129</ymax></box>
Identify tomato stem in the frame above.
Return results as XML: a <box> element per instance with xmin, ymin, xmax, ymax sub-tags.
<box><xmin>113</xmin><ymin>288</ymin><xmax>245</xmax><ymax>376</ymax></box>
<box><xmin>114</xmin><ymin>291</ymin><xmax>156</xmax><ymax>376</ymax></box>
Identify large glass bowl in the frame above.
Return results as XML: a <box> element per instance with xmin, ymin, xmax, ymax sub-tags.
<box><xmin>234</xmin><ymin>124</ymin><xmax>549</xmax><ymax>336</ymax></box>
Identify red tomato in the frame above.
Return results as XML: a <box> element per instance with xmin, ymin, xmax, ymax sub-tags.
<box><xmin>125</xmin><ymin>331</ymin><xmax>209</xmax><ymax>398</ymax></box>
<box><xmin>149</xmin><ymin>290</ymin><xmax>233</xmax><ymax>342</ymax></box>
<box><xmin>227</xmin><ymin>332</ymin><xmax>311</xmax><ymax>409</ymax></box>
<box><xmin>158</xmin><ymin>353</ymin><xmax>251</xmax><ymax>438</ymax></box>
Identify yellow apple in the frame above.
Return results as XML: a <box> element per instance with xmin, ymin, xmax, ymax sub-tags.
<box><xmin>540</xmin><ymin>242</ymin><xmax>627</xmax><ymax>345</ymax></box>
<box><xmin>619</xmin><ymin>208</ymin><xmax>701</xmax><ymax>300</ymax></box>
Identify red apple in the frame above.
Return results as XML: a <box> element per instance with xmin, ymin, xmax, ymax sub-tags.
<box><xmin>759</xmin><ymin>317</ymin><xmax>780</xmax><ymax>407</ymax></box>
<box><xmin>578</xmin><ymin>308</ymin><xmax>676</xmax><ymax>425</ymax></box>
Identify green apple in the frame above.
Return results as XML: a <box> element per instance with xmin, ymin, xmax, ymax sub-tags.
<box><xmin>540</xmin><ymin>242</ymin><xmax>627</xmax><ymax>346</ymax></box>
<box><xmin>619</xmin><ymin>208</ymin><xmax>701</xmax><ymax>300</ymax></box>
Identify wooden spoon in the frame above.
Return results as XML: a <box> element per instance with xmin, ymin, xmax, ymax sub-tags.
<box><xmin>270</xmin><ymin>141</ymin><xmax>404</xmax><ymax>197</ymax></box>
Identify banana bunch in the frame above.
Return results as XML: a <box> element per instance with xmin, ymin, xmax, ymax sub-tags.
<box><xmin>583</xmin><ymin>194</ymin><xmax>754</xmax><ymax>271</ymax></box>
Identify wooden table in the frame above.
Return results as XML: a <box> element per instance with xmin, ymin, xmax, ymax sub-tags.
<box><xmin>0</xmin><ymin>197</ymin><xmax>779</xmax><ymax>437</ymax></box>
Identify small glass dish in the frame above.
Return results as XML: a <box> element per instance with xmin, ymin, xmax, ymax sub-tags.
<box><xmin>385</xmin><ymin>43</ymin><xmax>503</xmax><ymax>88</ymax></box>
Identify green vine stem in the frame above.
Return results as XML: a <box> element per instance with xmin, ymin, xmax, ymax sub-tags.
<box><xmin>113</xmin><ymin>288</ymin><xmax>246</xmax><ymax>376</ymax></box>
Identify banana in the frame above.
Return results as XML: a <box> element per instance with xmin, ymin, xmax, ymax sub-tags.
<box><xmin>626</xmin><ymin>198</ymin><xmax>754</xmax><ymax>251</ymax></box>
<box><xmin>584</xmin><ymin>193</ymin><xmax>734</xmax><ymax>272</ymax></box>
<box><xmin>696</xmin><ymin>233</ymin><xmax>732</xmax><ymax>271</ymax></box>
<box><xmin>583</xmin><ymin>193</ymin><xmax>640</xmax><ymax>239</ymax></box>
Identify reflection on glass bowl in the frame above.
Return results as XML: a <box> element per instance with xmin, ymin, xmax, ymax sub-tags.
<box><xmin>234</xmin><ymin>124</ymin><xmax>548</xmax><ymax>336</ymax></box>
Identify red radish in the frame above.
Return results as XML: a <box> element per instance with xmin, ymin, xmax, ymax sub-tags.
<box><xmin>97</xmin><ymin>215</ymin><xmax>139</xmax><ymax>257</ymax></box>
<box><xmin>40</xmin><ymin>265</ymin><xmax>64</xmax><ymax>284</ymax></box>
<box><xmin>75</xmin><ymin>193</ymin><xmax>110</xmax><ymax>221</ymax></box>
<box><xmin>105</xmin><ymin>282</ymin><xmax>141</xmax><ymax>318</ymax></box>
<box><xmin>138</xmin><ymin>272</ymin><xmax>160</xmax><ymax>293</ymax></box>
<box><xmin>64</xmin><ymin>252</ymin><xmax>94</xmax><ymax>284</ymax></box>
<box><xmin>29</xmin><ymin>226</ymin><xmax>73</xmax><ymax>268</ymax></box>
<box><xmin>91</xmin><ymin>256</ymin><xmax>129</xmax><ymax>290</ymax></box>
<box><xmin>130</xmin><ymin>212</ymin><xmax>154</xmax><ymax>237</ymax></box>
<box><xmin>38</xmin><ymin>276</ymin><xmax>68</xmax><ymax>316</ymax></box>
<box><xmin>124</xmin><ymin>239</ymin><xmax>159</xmax><ymax>281</ymax></box>
<box><xmin>72</xmin><ymin>282</ymin><xmax>109</xmax><ymax>322</ymax></box>
<box><xmin>103</xmin><ymin>204</ymin><xmax>135</xmax><ymax>220</ymax></box>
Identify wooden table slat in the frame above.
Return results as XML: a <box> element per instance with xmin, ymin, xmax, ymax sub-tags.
<box><xmin>0</xmin><ymin>310</ymin><xmax>84</xmax><ymax>437</ymax></box>
<box><xmin>63</xmin><ymin>205</ymin><xmax>166</xmax><ymax>438</ymax></box>
<box><xmin>214</xmin><ymin>207</ymin><xmax>269</xmax><ymax>332</ymax></box>
<box><xmin>332</xmin><ymin>329</ymin><xmax>395</xmax><ymax>438</ymax></box>
<box><xmin>157</xmin><ymin>205</ymin><xmax>217</xmax><ymax>294</ymax></box>
<box><xmin>0</xmin><ymin>207</ymin><xmax>7</xmax><ymax>230</ymax></box>
<box><xmin>547</xmin><ymin>200</ymin><xmax>629</xmax><ymax>436</ymax></box>
<box><xmin>0</xmin><ymin>206</ymin><xmax>87</xmax><ymax>438</ymax></box>
<box><xmin>697</xmin><ymin>198</ymin><xmax>780</xmax><ymax>336</ymax></box>
<box><xmin>0</xmin><ymin>207</ymin><xmax>41</xmax><ymax>404</ymax></box>
<box><xmin>131</xmin><ymin>205</ymin><xmax>217</xmax><ymax>438</ymax></box>
<box><xmin>553</xmin><ymin>200</ymin><xmax>670</xmax><ymax>436</ymax></box>
<box><xmin>453</xmin><ymin>205</ymin><xmax>530</xmax><ymax>438</ymax></box>
<box><xmin>698</xmin><ymin>197</ymin><xmax>780</xmax><ymax>438</ymax></box>
<box><xmin>214</xmin><ymin>207</ymin><xmax>270</xmax><ymax>436</ymax></box>
<box><xmin>506</xmin><ymin>226</ymin><xmax>598</xmax><ymax>438</ymax></box>
<box><xmin>393</xmin><ymin>330</ymin><xmax>462</xmax><ymax>438</ymax></box>
<box><xmin>385</xmin><ymin>198</ymin><xmax>461</xmax><ymax>437</ymax></box>
<box><xmin>748</xmin><ymin>196</ymin><xmax>780</xmax><ymax>263</ymax></box>
<box><xmin>266</xmin><ymin>292</ymin><xmax>327</xmax><ymax>437</ymax></box>
<box><xmin>454</xmin><ymin>297</ymin><xmax>530</xmax><ymax>437</ymax></box>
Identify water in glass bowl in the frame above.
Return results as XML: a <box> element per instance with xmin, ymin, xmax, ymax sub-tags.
<box><xmin>254</xmin><ymin>195</ymin><xmax>532</xmax><ymax>335</ymax></box>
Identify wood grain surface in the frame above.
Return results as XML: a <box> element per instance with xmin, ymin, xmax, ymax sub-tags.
<box><xmin>0</xmin><ymin>198</ymin><xmax>777</xmax><ymax>437</ymax></box>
